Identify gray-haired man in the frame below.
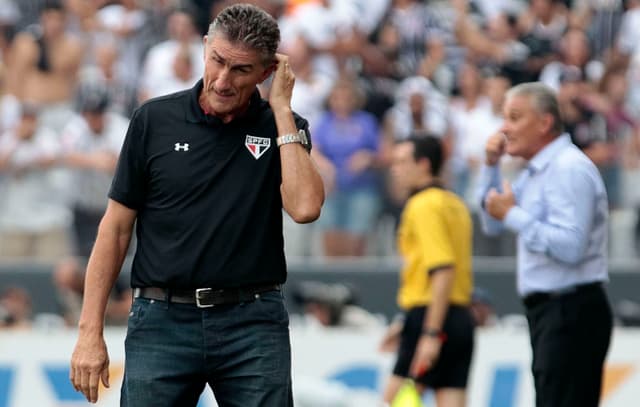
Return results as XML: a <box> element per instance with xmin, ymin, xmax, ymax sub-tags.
<box><xmin>70</xmin><ymin>4</ymin><xmax>324</xmax><ymax>405</ymax></box>
<box><xmin>478</xmin><ymin>82</ymin><xmax>612</xmax><ymax>407</ymax></box>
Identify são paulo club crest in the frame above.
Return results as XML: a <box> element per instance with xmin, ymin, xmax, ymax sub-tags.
<box><xmin>245</xmin><ymin>135</ymin><xmax>271</xmax><ymax>159</ymax></box>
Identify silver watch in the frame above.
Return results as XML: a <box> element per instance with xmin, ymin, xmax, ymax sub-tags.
<box><xmin>276</xmin><ymin>129</ymin><xmax>310</xmax><ymax>151</ymax></box>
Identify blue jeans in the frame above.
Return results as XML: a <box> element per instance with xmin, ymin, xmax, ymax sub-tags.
<box><xmin>121</xmin><ymin>290</ymin><xmax>292</xmax><ymax>407</ymax></box>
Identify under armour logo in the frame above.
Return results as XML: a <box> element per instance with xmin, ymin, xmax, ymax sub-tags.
<box><xmin>174</xmin><ymin>143</ymin><xmax>189</xmax><ymax>152</ymax></box>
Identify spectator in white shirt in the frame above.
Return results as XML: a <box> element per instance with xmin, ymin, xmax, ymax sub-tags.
<box><xmin>53</xmin><ymin>80</ymin><xmax>129</xmax><ymax>326</ymax></box>
<box><xmin>0</xmin><ymin>103</ymin><xmax>71</xmax><ymax>260</ymax></box>
<box><xmin>138</xmin><ymin>6</ymin><xmax>204</xmax><ymax>102</ymax></box>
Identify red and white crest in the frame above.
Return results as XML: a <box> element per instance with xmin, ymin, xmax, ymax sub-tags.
<box><xmin>245</xmin><ymin>135</ymin><xmax>271</xmax><ymax>159</ymax></box>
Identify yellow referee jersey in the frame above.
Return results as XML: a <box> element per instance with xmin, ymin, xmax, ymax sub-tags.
<box><xmin>396</xmin><ymin>186</ymin><xmax>473</xmax><ymax>310</ymax></box>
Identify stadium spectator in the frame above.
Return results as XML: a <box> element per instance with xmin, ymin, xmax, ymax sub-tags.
<box><xmin>138</xmin><ymin>5</ymin><xmax>204</xmax><ymax>102</ymax></box>
<box><xmin>572</xmin><ymin>0</ymin><xmax>623</xmax><ymax>61</ymax></box>
<box><xmin>592</xmin><ymin>66</ymin><xmax>639</xmax><ymax>209</ymax></box>
<box><xmin>383</xmin><ymin>76</ymin><xmax>450</xmax><ymax>145</ymax></box>
<box><xmin>517</xmin><ymin>0</ymin><xmax>569</xmax><ymax>81</ymax></box>
<box><xmin>448</xmin><ymin>62</ymin><xmax>502</xmax><ymax>204</ymax></box>
<box><xmin>70</xmin><ymin>4</ymin><xmax>324</xmax><ymax>405</ymax></box>
<box><xmin>478</xmin><ymin>82</ymin><xmax>613</xmax><ymax>407</ymax></box>
<box><xmin>381</xmin><ymin>76</ymin><xmax>451</xmax><ymax>216</ymax></box>
<box><xmin>95</xmin><ymin>0</ymin><xmax>148</xmax><ymax>111</ymax></box>
<box><xmin>383</xmin><ymin>136</ymin><xmax>474</xmax><ymax>407</ymax></box>
<box><xmin>375</xmin><ymin>0</ymin><xmax>443</xmax><ymax>80</ymax></box>
<box><xmin>87</xmin><ymin>35</ymin><xmax>137</xmax><ymax>117</ymax></box>
<box><xmin>453</xmin><ymin>7</ymin><xmax>531</xmax><ymax>86</ymax></box>
<box><xmin>61</xmin><ymin>79</ymin><xmax>128</xmax><ymax>254</ymax></box>
<box><xmin>52</xmin><ymin>78</ymin><xmax>129</xmax><ymax>325</ymax></box>
<box><xmin>292</xmin><ymin>280</ymin><xmax>384</xmax><ymax>329</ymax></box>
<box><xmin>5</xmin><ymin>0</ymin><xmax>84</xmax><ymax>133</ymax></box>
<box><xmin>0</xmin><ymin>286</ymin><xmax>32</xmax><ymax>330</ymax></box>
<box><xmin>286</xmin><ymin>35</ymin><xmax>335</xmax><ymax>132</ymax></box>
<box><xmin>612</xmin><ymin>0</ymin><xmax>640</xmax><ymax>68</ymax></box>
<box><xmin>0</xmin><ymin>103</ymin><xmax>71</xmax><ymax>261</ymax></box>
<box><xmin>314</xmin><ymin>77</ymin><xmax>382</xmax><ymax>257</ymax></box>
<box><xmin>539</xmin><ymin>27</ymin><xmax>603</xmax><ymax>91</ymax></box>
<box><xmin>0</xmin><ymin>0</ymin><xmax>19</xmax><ymax>62</ymax></box>
<box><xmin>556</xmin><ymin>65</ymin><xmax>628</xmax><ymax>209</ymax></box>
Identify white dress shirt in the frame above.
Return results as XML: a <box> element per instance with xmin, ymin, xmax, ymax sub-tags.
<box><xmin>477</xmin><ymin>134</ymin><xmax>609</xmax><ymax>296</ymax></box>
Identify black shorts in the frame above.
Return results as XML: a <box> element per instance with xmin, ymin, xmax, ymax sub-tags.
<box><xmin>392</xmin><ymin>305</ymin><xmax>474</xmax><ymax>389</ymax></box>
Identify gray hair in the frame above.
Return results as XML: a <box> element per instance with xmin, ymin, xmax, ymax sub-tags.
<box><xmin>506</xmin><ymin>82</ymin><xmax>564</xmax><ymax>135</ymax></box>
<box><xmin>208</xmin><ymin>4</ymin><xmax>280</xmax><ymax>65</ymax></box>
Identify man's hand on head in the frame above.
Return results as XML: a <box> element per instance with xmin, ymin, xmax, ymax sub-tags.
<box><xmin>268</xmin><ymin>53</ymin><xmax>295</xmax><ymax>113</ymax></box>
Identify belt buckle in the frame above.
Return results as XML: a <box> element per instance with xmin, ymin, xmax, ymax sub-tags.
<box><xmin>195</xmin><ymin>288</ymin><xmax>215</xmax><ymax>308</ymax></box>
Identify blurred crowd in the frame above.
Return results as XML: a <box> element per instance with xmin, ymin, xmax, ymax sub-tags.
<box><xmin>1</xmin><ymin>0</ymin><xmax>640</xmax><ymax>327</ymax></box>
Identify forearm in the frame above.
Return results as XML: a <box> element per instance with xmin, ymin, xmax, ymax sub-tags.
<box><xmin>503</xmin><ymin>169</ymin><xmax>596</xmax><ymax>264</ymax></box>
<box><xmin>504</xmin><ymin>207</ymin><xmax>589</xmax><ymax>264</ymax></box>
<box><xmin>424</xmin><ymin>268</ymin><xmax>454</xmax><ymax>332</ymax></box>
<box><xmin>65</xmin><ymin>152</ymin><xmax>118</xmax><ymax>172</ymax></box>
<box><xmin>64</xmin><ymin>153</ymin><xmax>97</xmax><ymax>169</ymax></box>
<box><xmin>274</xmin><ymin>107</ymin><xmax>324</xmax><ymax>223</ymax></box>
<box><xmin>478</xmin><ymin>165</ymin><xmax>505</xmax><ymax>235</ymax></box>
<box><xmin>77</xmin><ymin>219</ymin><xmax>133</xmax><ymax>335</ymax></box>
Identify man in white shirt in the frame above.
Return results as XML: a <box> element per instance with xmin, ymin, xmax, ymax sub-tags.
<box><xmin>138</xmin><ymin>6</ymin><xmax>204</xmax><ymax>102</ymax></box>
<box><xmin>477</xmin><ymin>82</ymin><xmax>612</xmax><ymax>407</ymax></box>
<box><xmin>0</xmin><ymin>103</ymin><xmax>71</xmax><ymax>260</ymax></box>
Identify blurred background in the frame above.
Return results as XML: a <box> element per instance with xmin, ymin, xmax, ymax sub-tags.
<box><xmin>0</xmin><ymin>0</ymin><xmax>640</xmax><ymax>406</ymax></box>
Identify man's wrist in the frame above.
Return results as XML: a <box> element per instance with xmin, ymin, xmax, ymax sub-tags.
<box><xmin>272</xmin><ymin>105</ymin><xmax>292</xmax><ymax>117</ymax></box>
<box><xmin>78</xmin><ymin>319</ymin><xmax>105</xmax><ymax>335</ymax></box>
<box><xmin>277</xmin><ymin>129</ymin><xmax>310</xmax><ymax>152</ymax></box>
<box><xmin>421</xmin><ymin>327</ymin><xmax>447</xmax><ymax>342</ymax></box>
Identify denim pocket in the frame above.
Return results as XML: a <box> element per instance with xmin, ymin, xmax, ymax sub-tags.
<box><xmin>255</xmin><ymin>290</ymin><xmax>289</xmax><ymax>325</ymax></box>
<box><xmin>127</xmin><ymin>298</ymin><xmax>152</xmax><ymax>331</ymax></box>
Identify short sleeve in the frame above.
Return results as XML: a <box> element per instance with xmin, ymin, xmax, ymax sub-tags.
<box><xmin>108</xmin><ymin>109</ymin><xmax>147</xmax><ymax>209</ymax></box>
<box><xmin>408</xmin><ymin>199</ymin><xmax>455</xmax><ymax>272</ymax></box>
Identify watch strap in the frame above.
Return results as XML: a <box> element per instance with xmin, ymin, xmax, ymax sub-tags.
<box><xmin>422</xmin><ymin>328</ymin><xmax>448</xmax><ymax>342</ymax></box>
<box><xmin>276</xmin><ymin>129</ymin><xmax>310</xmax><ymax>152</ymax></box>
<box><xmin>276</xmin><ymin>133</ymin><xmax>302</xmax><ymax>147</ymax></box>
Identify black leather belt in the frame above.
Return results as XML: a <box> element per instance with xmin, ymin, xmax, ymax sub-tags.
<box><xmin>133</xmin><ymin>284</ymin><xmax>280</xmax><ymax>308</ymax></box>
<box><xmin>523</xmin><ymin>281</ymin><xmax>602</xmax><ymax>309</ymax></box>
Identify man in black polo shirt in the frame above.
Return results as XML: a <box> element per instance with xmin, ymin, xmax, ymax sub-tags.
<box><xmin>69</xmin><ymin>4</ymin><xmax>324</xmax><ymax>406</ymax></box>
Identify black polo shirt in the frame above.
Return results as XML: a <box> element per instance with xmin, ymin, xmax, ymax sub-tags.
<box><xmin>109</xmin><ymin>79</ymin><xmax>310</xmax><ymax>289</ymax></box>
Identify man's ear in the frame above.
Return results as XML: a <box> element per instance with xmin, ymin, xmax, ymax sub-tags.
<box><xmin>259</xmin><ymin>62</ymin><xmax>277</xmax><ymax>84</ymax></box>
<box><xmin>539</xmin><ymin>112</ymin><xmax>554</xmax><ymax>135</ymax></box>
<box><xmin>419</xmin><ymin>157</ymin><xmax>432</xmax><ymax>175</ymax></box>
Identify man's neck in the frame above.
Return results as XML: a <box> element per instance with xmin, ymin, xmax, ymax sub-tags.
<box><xmin>415</xmin><ymin>175</ymin><xmax>435</xmax><ymax>191</ymax></box>
<box><xmin>198</xmin><ymin>92</ymin><xmax>249</xmax><ymax>124</ymax></box>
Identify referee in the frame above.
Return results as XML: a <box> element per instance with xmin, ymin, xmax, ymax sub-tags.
<box><xmin>478</xmin><ymin>82</ymin><xmax>613</xmax><ymax>407</ymax></box>
<box><xmin>383</xmin><ymin>135</ymin><xmax>475</xmax><ymax>407</ymax></box>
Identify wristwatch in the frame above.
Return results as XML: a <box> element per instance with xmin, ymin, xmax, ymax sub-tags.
<box><xmin>276</xmin><ymin>129</ymin><xmax>311</xmax><ymax>152</ymax></box>
<box><xmin>422</xmin><ymin>328</ymin><xmax>448</xmax><ymax>343</ymax></box>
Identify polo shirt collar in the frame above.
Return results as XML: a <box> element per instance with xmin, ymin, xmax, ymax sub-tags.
<box><xmin>528</xmin><ymin>133</ymin><xmax>571</xmax><ymax>174</ymax></box>
<box><xmin>185</xmin><ymin>78</ymin><xmax>264</xmax><ymax>125</ymax></box>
